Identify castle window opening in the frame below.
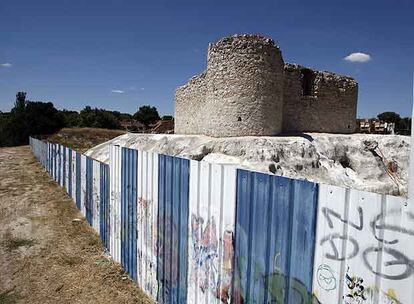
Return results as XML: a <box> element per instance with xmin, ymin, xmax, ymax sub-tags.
<box><xmin>301</xmin><ymin>68</ymin><xmax>315</xmax><ymax>96</ymax></box>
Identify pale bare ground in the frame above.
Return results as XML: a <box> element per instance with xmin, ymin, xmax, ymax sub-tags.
<box><xmin>0</xmin><ymin>146</ymin><xmax>153</xmax><ymax>304</ymax></box>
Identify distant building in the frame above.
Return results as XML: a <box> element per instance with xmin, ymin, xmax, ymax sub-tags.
<box><xmin>120</xmin><ymin>120</ymin><xmax>145</xmax><ymax>132</ymax></box>
<box><xmin>150</xmin><ymin>119</ymin><xmax>174</xmax><ymax>134</ymax></box>
<box><xmin>357</xmin><ymin>119</ymin><xmax>395</xmax><ymax>134</ymax></box>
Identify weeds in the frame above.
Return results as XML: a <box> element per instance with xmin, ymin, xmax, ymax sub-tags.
<box><xmin>4</xmin><ymin>237</ymin><xmax>36</xmax><ymax>251</ymax></box>
<box><xmin>0</xmin><ymin>290</ymin><xmax>19</xmax><ymax>304</ymax></box>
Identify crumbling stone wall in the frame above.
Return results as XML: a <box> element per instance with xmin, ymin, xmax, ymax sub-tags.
<box><xmin>203</xmin><ymin>35</ymin><xmax>284</xmax><ymax>136</ymax></box>
<box><xmin>283</xmin><ymin>64</ymin><xmax>358</xmax><ymax>134</ymax></box>
<box><xmin>174</xmin><ymin>34</ymin><xmax>358</xmax><ymax>137</ymax></box>
<box><xmin>175</xmin><ymin>72</ymin><xmax>207</xmax><ymax>135</ymax></box>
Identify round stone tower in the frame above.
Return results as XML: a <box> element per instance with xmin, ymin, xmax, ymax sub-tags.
<box><xmin>203</xmin><ymin>34</ymin><xmax>285</xmax><ymax>137</ymax></box>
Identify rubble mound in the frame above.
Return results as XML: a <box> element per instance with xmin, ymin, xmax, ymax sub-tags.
<box><xmin>85</xmin><ymin>133</ymin><xmax>410</xmax><ymax>197</ymax></box>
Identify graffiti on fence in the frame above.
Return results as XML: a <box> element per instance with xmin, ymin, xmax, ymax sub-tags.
<box><xmin>31</xmin><ymin>139</ymin><xmax>413</xmax><ymax>304</ymax></box>
<box><xmin>319</xmin><ymin>206</ymin><xmax>414</xmax><ymax>282</ymax></box>
<box><xmin>363</xmin><ymin>286</ymin><xmax>401</xmax><ymax>304</ymax></box>
<box><xmin>344</xmin><ymin>269</ymin><xmax>367</xmax><ymax>304</ymax></box>
<box><xmin>314</xmin><ymin>188</ymin><xmax>414</xmax><ymax>304</ymax></box>
<box><xmin>137</xmin><ymin>197</ymin><xmax>158</xmax><ymax>297</ymax></box>
<box><xmin>191</xmin><ymin>214</ymin><xmax>219</xmax><ymax>293</ymax></box>
<box><xmin>316</xmin><ymin>264</ymin><xmax>337</xmax><ymax>291</ymax></box>
<box><xmin>233</xmin><ymin>253</ymin><xmax>319</xmax><ymax>304</ymax></box>
<box><xmin>190</xmin><ymin>214</ymin><xmax>234</xmax><ymax>303</ymax></box>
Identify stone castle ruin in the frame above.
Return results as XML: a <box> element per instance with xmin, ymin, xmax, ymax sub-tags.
<box><xmin>175</xmin><ymin>34</ymin><xmax>358</xmax><ymax>137</ymax></box>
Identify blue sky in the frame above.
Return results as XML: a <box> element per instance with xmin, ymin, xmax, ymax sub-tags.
<box><xmin>0</xmin><ymin>0</ymin><xmax>413</xmax><ymax>117</ymax></box>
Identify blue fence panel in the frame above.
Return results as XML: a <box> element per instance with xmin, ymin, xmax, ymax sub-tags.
<box><xmin>121</xmin><ymin>147</ymin><xmax>138</xmax><ymax>281</ymax></box>
<box><xmin>157</xmin><ymin>154</ymin><xmax>190</xmax><ymax>304</ymax></box>
<box><xmin>86</xmin><ymin>157</ymin><xmax>93</xmax><ymax>225</ymax></box>
<box><xmin>233</xmin><ymin>170</ymin><xmax>318</xmax><ymax>304</ymax></box>
<box><xmin>100</xmin><ymin>162</ymin><xmax>110</xmax><ymax>249</ymax></box>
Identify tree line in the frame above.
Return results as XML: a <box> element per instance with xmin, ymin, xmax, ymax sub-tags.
<box><xmin>0</xmin><ymin>92</ymin><xmax>169</xmax><ymax>147</ymax></box>
<box><xmin>0</xmin><ymin>92</ymin><xmax>411</xmax><ymax>147</ymax></box>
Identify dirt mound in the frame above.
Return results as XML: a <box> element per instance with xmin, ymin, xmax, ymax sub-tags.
<box><xmin>46</xmin><ymin>128</ymin><xmax>126</xmax><ymax>153</ymax></box>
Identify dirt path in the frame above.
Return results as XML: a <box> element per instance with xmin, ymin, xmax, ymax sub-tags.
<box><xmin>0</xmin><ymin>146</ymin><xmax>153</xmax><ymax>304</ymax></box>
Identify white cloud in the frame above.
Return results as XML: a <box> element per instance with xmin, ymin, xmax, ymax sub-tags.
<box><xmin>1</xmin><ymin>62</ymin><xmax>12</xmax><ymax>68</ymax></box>
<box><xmin>129</xmin><ymin>86</ymin><xmax>144</xmax><ymax>91</ymax></box>
<box><xmin>111</xmin><ymin>89</ymin><xmax>124</xmax><ymax>94</ymax></box>
<box><xmin>344</xmin><ymin>52</ymin><xmax>372</xmax><ymax>63</ymax></box>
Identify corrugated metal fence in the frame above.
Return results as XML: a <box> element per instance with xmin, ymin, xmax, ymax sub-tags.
<box><xmin>30</xmin><ymin>137</ymin><xmax>110</xmax><ymax>248</ymax></box>
<box><xmin>29</xmin><ymin>137</ymin><xmax>413</xmax><ymax>304</ymax></box>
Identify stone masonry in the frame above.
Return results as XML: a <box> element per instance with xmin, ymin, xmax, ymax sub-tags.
<box><xmin>175</xmin><ymin>34</ymin><xmax>358</xmax><ymax>137</ymax></box>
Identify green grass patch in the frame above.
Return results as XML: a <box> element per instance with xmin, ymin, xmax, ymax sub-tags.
<box><xmin>0</xmin><ymin>290</ymin><xmax>20</xmax><ymax>304</ymax></box>
<box><xmin>4</xmin><ymin>237</ymin><xmax>36</xmax><ymax>251</ymax></box>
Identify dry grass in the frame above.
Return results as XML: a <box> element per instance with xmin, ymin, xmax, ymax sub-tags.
<box><xmin>46</xmin><ymin>128</ymin><xmax>126</xmax><ymax>153</ymax></box>
<box><xmin>0</xmin><ymin>146</ymin><xmax>153</xmax><ymax>304</ymax></box>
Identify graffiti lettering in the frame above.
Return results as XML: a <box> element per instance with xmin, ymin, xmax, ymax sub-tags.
<box><xmin>316</xmin><ymin>264</ymin><xmax>336</xmax><ymax>291</ymax></box>
<box><xmin>362</xmin><ymin>246</ymin><xmax>414</xmax><ymax>280</ymax></box>
<box><xmin>344</xmin><ymin>270</ymin><xmax>366</xmax><ymax>304</ymax></box>
<box><xmin>318</xmin><ymin>202</ymin><xmax>414</xmax><ymax>286</ymax></box>
<box><xmin>363</xmin><ymin>286</ymin><xmax>401</xmax><ymax>304</ymax></box>
<box><xmin>319</xmin><ymin>233</ymin><xmax>359</xmax><ymax>261</ymax></box>
<box><xmin>263</xmin><ymin>271</ymin><xmax>321</xmax><ymax>304</ymax></box>
<box><xmin>371</xmin><ymin>209</ymin><xmax>414</xmax><ymax>245</ymax></box>
<box><xmin>322</xmin><ymin>207</ymin><xmax>363</xmax><ymax>231</ymax></box>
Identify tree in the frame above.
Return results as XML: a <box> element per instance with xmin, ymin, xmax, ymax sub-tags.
<box><xmin>161</xmin><ymin>115</ymin><xmax>174</xmax><ymax>121</ymax></box>
<box><xmin>25</xmin><ymin>101</ymin><xmax>64</xmax><ymax>136</ymax></box>
<box><xmin>0</xmin><ymin>111</ymin><xmax>12</xmax><ymax>146</ymax></box>
<box><xmin>396</xmin><ymin>117</ymin><xmax>411</xmax><ymax>135</ymax></box>
<box><xmin>0</xmin><ymin>93</ymin><xmax>64</xmax><ymax>146</ymax></box>
<box><xmin>377</xmin><ymin>111</ymin><xmax>411</xmax><ymax>135</ymax></box>
<box><xmin>7</xmin><ymin>92</ymin><xmax>27</xmax><ymax>144</ymax></box>
<box><xmin>79</xmin><ymin>106</ymin><xmax>120</xmax><ymax>129</ymax></box>
<box><xmin>377</xmin><ymin>112</ymin><xmax>401</xmax><ymax>124</ymax></box>
<box><xmin>94</xmin><ymin>109</ymin><xmax>121</xmax><ymax>129</ymax></box>
<box><xmin>13</xmin><ymin>92</ymin><xmax>27</xmax><ymax>114</ymax></box>
<box><xmin>133</xmin><ymin>105</ymin><xmax>160</xmax><ymax>127</ymax></box>
<box><xmin>79</xmin><ymin>106</ymin><xmax>95</xmax><ymax>127</ymax></box>
<box><xmin>60</xmin><ymin>109</ymin><xmax>81</xmax><ymax>127</ymax></box>
<box><xmin>112</xmin><ymin>111</ymin><xmax>133</xmax><ymax>121</ymax></box>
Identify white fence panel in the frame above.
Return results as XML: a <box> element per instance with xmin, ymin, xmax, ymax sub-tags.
<box><xmin>59</xmin><ymin>145</ymin><xmax>64</xmax><ymax>187</ymax></box>
<box><xmin>71</xmin><ymin>150</ymin><xmax>77</xmax><ymax>200</ymax></box>
<box><xmin>136</xmin><ymin>150</ymin><xmax>159</xmax><ymax>300</ymax></box>
<box><xmin>80</xmin><ymin>154</ymin><xmax>87</xmax><ymax>217</ymax></box>
<box><xmin>187</xmin><ymin>160</ymin><xmax>237</xmax><ymax>304</ymax></box>
<box><xmin>64</xmin><ymin>147</ymin><xmax>70</xmax><ymax>193</ymax></box>
<box><xmin>312</xmin><ymin>184</ymin><xmax>412</xmax><ymax>304</ymax></box>
<box><xmin>92</xmin><ymin>159</ymin><xmax>101</xmax><ymax>233</ymax></box>
<box><xmin>110</xmin><ymin>145</ymin><xmax>122</xmax><ymax>263</ymax></box>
